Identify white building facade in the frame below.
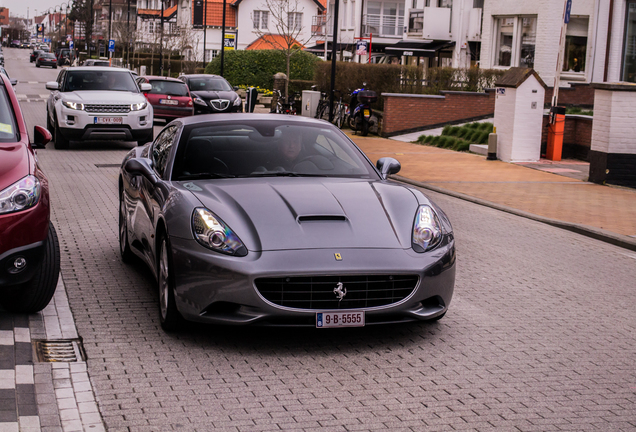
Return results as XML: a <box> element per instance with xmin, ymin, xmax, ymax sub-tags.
<box><xmin>481</xmin><ymin>0</ymin><xmax>636</xmax><ymax>85</ymax></box>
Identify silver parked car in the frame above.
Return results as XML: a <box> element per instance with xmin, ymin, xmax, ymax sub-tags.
<box><xmin>118</xmin><ymin>114</ymin><xmax>456</xmax><ymax>331</ymax></box>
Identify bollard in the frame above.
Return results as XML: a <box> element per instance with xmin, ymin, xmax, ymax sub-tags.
<box><xmin>487</xmin><ymin>127</ymin><xmax>497</xmax><ymax>160</ymax></box>
<box><xmin>546</xmin><ymin>106</ymin><xmax>566</xmax><ymax>161</ymax></box>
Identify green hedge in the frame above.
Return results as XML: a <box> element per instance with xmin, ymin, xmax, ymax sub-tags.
<box><xmin>416</xmin><ymin>122</ymin><xmax>494</xmax><ymax>152</ymax></box>
<box><xmin>313</xmin><ymin>63</ymin><xmax>505</xmax><ymax>110</ymax></box>
<box><xmin>205</xmin><ymin>50</ymin><xmax>320</xmax><ymax>88</ymax></box>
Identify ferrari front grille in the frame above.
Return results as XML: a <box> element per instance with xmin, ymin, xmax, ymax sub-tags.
<box><xmin>84</xmin><ymin>104</ymin><xmax>131</xmax><ymax>113</ymax></box>
<box><xmin>255</xmin><ymin>275</ymin><xmax>418</xmax><ymax>310</ymax></box>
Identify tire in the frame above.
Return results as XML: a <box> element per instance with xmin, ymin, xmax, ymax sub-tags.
<box><xmin>36</xmin><ymin>63</ymin><xmax>40</xmax><ymax>67</ymax></box>
<box><xmin>119</xmin><ymin>190</ymin><xmax>134</xmax><ymax>264</ymax></box>
<box><xmin>0</xmin><ymin>224</ymin><xmax>60</xmax><ymax>313</ymax></box>
<box><xmin>46</xmin><ymin>111</ymin><xmax>54</xmax><ymax>134</ymax></box>
<box><xmin>54</xmin><ymin>117</ymin><xmax>70</xmax><ymax>150</ymax></box>
<box><xmin>157</xmin><ymin>232</ymin><xmax>183</xmax><ymax>331</ymax></box>
<box><xmin>361</xmin><ymin>119</ymin><xmax>369</xmax><ymax>136</ymax></box>
<box><xmin>53</xmin><ymin>66</ymin><xmax>57</xmax><ymax>69</ymax></box>
<box><xmin>334</xmin><ymin>106</ymin><xmax>344</xmax><ymax>129</ymax></box>
<box><xmin>348</xmin><ymin>115</ymin><xmax>357</xmax><ymax>131</ymax></box>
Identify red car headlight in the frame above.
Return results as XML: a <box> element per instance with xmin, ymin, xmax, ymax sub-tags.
<box><xmin>0</xmin><ymin>175</ymin><xmax>41</xmax><ymax>215</ymax></box>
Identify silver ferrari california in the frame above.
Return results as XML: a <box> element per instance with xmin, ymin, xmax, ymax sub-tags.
<box><xmin>118</xmin><ymin>114</ymin><xmax>455</xmax><ymax>331</ymax></box>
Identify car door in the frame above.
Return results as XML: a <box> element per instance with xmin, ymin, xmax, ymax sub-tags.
<box><xmin>136</xmin><ymin>125</ymin><xmax>179</xmax><ymax>269</ymax></box>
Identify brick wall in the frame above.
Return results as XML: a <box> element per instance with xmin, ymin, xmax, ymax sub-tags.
<box><xmin>381</xmin><ymin>90</ymin><xmax>496</xmax><ymax>137</ymax></box>
<box><xmin>541</xmin><ymin>114</ymin><xmax>593</xmax><ymax>160</ymax></box>
<box><xmin>544</xmin><ymin>83</ymin><xmax>595</xmax><ymax>107</ymax></box>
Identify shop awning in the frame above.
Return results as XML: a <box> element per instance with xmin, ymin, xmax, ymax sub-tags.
<box><xmin>304</xmin><ymin>42</ymin><xmax>354</xmax><ymax>54</ymax></box>
<box><xmin>384</xmin><ymin>40</ymin><xmax>455</xmax><ymax>57</ymax></box>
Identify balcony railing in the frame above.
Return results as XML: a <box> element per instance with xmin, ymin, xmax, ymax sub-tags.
<box><xmin>312</xmin><ymin>15</ymin><xmax>327</xmax><ymax>36</ymax></box>
<box><xmin>361</xmin><ymin>14</ymin><xmax>404</xmax><ymax>38</ymax></box>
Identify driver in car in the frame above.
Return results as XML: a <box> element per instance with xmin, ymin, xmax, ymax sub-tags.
<box><xmin>265</xmin><ymin>132</ymin><xmax>304</xmax><ymax>170</ymax></box>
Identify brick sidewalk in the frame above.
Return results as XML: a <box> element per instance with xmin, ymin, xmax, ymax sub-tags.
<box><xmin>348</xmin><ymin>132</ymin><xmax>636</xmax><ymax>239</ymax></box>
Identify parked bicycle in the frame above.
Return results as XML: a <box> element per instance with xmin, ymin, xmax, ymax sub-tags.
<box><xmin>271</xmin><ymin>89</ymin><xmax>297</xmax><ymax>115</ymax></box>
<box><xmin>315</xmin><ymin>89</ymin><xmax>348</xmax><ymax>129</ymax></box>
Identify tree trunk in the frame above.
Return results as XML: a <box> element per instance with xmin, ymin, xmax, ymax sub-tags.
<box><xmin>285</xmin><ymin>51</ymin><xmax>290</xmax><ymax>100</ymax></box>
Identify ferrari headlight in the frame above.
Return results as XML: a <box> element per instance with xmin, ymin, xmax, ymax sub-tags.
<box><xmin>193</xmin><ymin>97</ymin><xmax>206</xmax><ymax>106</ymax></box>
<box><xmin>0</xmin><ymin>175</ymin><xmax>41</xmax><ymax>215</ymax></box>
<box><xmin>62</xmin><ymin>101</ymin><xmax>84</xmax><ymax>110</ymax></box>
<box><xmin>192</xmin><ymin>208</ymin><xmax>247</xmax><ymax>256</ymax></box>
<box><xmin>412</xmin><ymin>205</ymin><xmax>442</xmax><ymax>253</ymax></box>
<box><xmin>233</xmin><ymin>97</ymin><xmax>242</xmax><ymax>106</ymax></box>
<box><xmin>131</xmin><ymin>102</ymin><xmax>147</xmax><ymax>111</ymax></box>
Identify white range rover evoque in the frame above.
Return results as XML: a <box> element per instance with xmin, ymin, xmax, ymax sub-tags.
<box><xmin>46</xmin><ymin>67</ymin><xmax>154</xmax><ymax>149</ymax></box>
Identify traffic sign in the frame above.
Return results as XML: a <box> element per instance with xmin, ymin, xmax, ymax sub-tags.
<box><xmin>108</xmin><ymin>39</ymin><xmax>115</xmax><ymax>53</ymax></box>
<box><xmin>69</xmin><ymin>41</ymin><xmax>74</xmax><ymax>50</ymax></box>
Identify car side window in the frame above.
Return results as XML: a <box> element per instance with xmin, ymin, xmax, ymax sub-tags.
<box><xmin>152</xmin><ymin>126</ymin><xmax>178</xmax><ymax>179</ymax></box>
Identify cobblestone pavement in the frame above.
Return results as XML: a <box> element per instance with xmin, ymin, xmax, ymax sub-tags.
<box><xmin>23</xmin><ymin>135</ymin><xmax>635</xmax><ymax>431</ymax></box>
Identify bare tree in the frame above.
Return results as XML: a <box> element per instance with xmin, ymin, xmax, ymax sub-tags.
<box><xmin>177</xmin><ymin>27</ymin><xmax>203</xmax><ymax>73</ymax></box>
<box><xmin>253</xmin><ymin>0</ymin><xmax>319</xmax><ymax>97</ymax></box>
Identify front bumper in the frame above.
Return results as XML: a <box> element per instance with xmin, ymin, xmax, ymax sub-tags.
<box><xmin>57</xmin><ymin>104</ymin><xmax>153</xmax><ymax>142</ymax></box>
<box><xmin>169</xmin><ymin>237</ymin><xmax>456</xmax><ymax>326</ymax></box>
<box><xmin>0</xmin><ymin>241</ymin><xmax>45</xmax><ymax>288</ymax></box>
<box><xmin>153</xmin><ymin>105</ymin><xmax>194</xmax><ymax>119</ymax></box>
<box><xmin>194</xmin><ymin>101</ymin><xmax>242</xmax><ymax>115</ymax></box>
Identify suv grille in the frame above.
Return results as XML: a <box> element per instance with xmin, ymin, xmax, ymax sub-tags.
<box><xmin>209</xmin><ymin>99</ymin><xmax>230</xmax><ymax>111</ymax></box>
<box><xmin>84</xmin><ymin>104</ymin><xmax>131</xmax><ymax>113</ymax></box>
<box><xmin>255</xmin><ymin>275</ymin><xmax>418</xmax><ymax>310</ymax></box>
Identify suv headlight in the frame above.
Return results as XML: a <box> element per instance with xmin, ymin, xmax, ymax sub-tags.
<box><xmin>412</xmin><ymin>205</ymin><xmax>442</xmax><ymax>253</ymax></box>
<box><xmin>131</xmin><ymin>102</ymin><xmax>147</xmax><ymax>111</ymax></box>
<box><xmin>233</xmin><ymin>97</ymin><xmax>242</xmax><ymax>106</ymax></box>
<box><xmin>0</xmin><ymin>175</ymin><xmax>41</xmax><ymax>215</ymax></box>
<box><xmin>192</xmin><ymin>208</ymin><xmax>247</xmax><ymax>257</ymax></box>
<box><xmin>62</xmin><ymin>101</ymin><xmax>84</xmax><ymax>110</ymax></box>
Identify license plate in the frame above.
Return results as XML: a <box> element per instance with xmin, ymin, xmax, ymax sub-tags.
<box><xmin>363</xmin><ymin>109</ymin><xmax>370</xmax><ymax>117</ymax></box>
<box><xmin>316</xmin><ymin>311</ymin><xmax>365</xmax><ymax>328</ymax></box>
<box><xmin>159</xmin><ymin>99</ymin><xmax>179</xmax><ymax>105</ymax></box>
<box><xmin>94</xmin><ymin>117</ymin><xmax>123</xmax><ymax>124</ymax></box>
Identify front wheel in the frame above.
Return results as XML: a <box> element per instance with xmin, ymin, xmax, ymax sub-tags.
<box><xmin>157</xmin><ymin>233</ymin><xmax>183</xmax><ymax>331</ymax></box>
<box><xmin>0</xmin><ymin>224</ymin><xmax>60</xmax><ymax>313</ymax></box>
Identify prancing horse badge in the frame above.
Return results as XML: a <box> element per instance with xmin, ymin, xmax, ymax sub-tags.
<box><xmin>334</xmin><ymin>253</ymin><xmax>342</xmax><ymax>261</ymax></box>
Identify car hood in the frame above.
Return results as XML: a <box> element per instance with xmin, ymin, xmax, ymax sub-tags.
<box><xmin>187</xmin><ymin>178</ymin><xmax>419</xmax><ymax>252</ymax></box>
<box><xmin>0</xmin><ymin>142</ymin><xmax>29</xmax><ymax>191</ymax></box>
<box><xmin>190</xmin><ymin>90</ymin><xmax>237</xmax><ymax>101</ymax></box>
<box><xmin>65</xmin><ymin>91</ymin><xmax>146</xmax><ymax>104</ymax></box>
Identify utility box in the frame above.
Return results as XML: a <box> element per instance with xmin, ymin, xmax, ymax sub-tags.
<box><xmin>493</xmin><ymin>68</ymin><xmax>546</xmax><ymax>162</ymax></box>
<box><xmin>301</xmin><ymin>90</ymin><xmax>321</xmax><ymax>118</ymax></box>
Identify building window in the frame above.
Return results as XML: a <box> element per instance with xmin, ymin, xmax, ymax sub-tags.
<box><xmin>149</xmin><ymin>21</ymin><xmax>154</xmax><ymax>33</ymax></box>
<box><xmin>425</xmin><ymin>0</ymin><xmax>451</xmax><ymax>7</ymax></box>
<box><xmin>493</xmin><ymin>16</ymin><xmax>536</xmax><ymax>68</ymax></box>
<box><xmin>473</xmin><ymin>0</ymin><xmax>483</xmax><ymax>8</ymax></box>
<box><xmin>206</xmin><ymin>49</ymin><xmax>218</xmax><ymax>60</ymax></box>
<box><xmin>563</xmin><ymin>17</ymin><xmax>588</xmax><ymax>73</ymax></box>
<box><xmin>253</xmin><ymin>10</ymin><xmax>269</xmax><ymax>29</ymax></box>
<box><xmin>366</xmin><ymin>1</ymin><xmax>404</xmax><ymax>36</ymax></box>
<box><xmin>623</xmin><ymin>1</ymin><xmax>636</xmax><ymax>82</ymax></box>
<box><xmin>288</xmin><ymin>12</ymin><xmax>302</xmax><ymax>31</ymax></box>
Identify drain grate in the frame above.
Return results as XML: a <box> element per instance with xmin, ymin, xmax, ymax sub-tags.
<box><xmin>33</xmin><ymin>339</ymin><xmax>86</xmax><ymax>363</ymax></box>
<box><xmin>94</xmin><ymin>164</ymin><xmax>121</xmax><ymax>168</ymax></box>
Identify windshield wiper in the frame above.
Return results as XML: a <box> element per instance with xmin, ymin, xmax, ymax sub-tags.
<box><xmin>243</xmin><ymin>171</ymin><xmax>328</xmax><ymax>178</ymax></box>
<box><xmin>178</xmin><ymin>172</ymin><xmax>236</xmax><ymax>180</ymax></box>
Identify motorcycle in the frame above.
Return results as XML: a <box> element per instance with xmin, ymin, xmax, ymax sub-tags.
<box><xmin>348</xmin><ymin>84</ymin><xmax>377</xmax><ymax>136</ymax></box>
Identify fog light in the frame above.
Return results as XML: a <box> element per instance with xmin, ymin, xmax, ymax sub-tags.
<box><xmin>12</xmin><ymin>257</ymin><xmax>27</xmax><ymax>273</ymax></box>
<box><xmin>66</xmin><ymin>115</ymin><xmax>75</xmax><ymax>125</ymax></box>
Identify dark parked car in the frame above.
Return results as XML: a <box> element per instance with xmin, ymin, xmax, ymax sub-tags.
<box><xmin>36</xmin><ymin>53</ymin><xmax>58</xmax><ymax>68</ymax></box>
<box><xmin>0</xmin><ymin>73</ymin><xmax>60</xmax><ymax>313</ymax></box>
<box><xmin>137</xmin><ymin>75</ymin><xmax>193</xmax><ymax>121</ymax></box>
<box><xmin>82</xmin><ymin>59</ymin><xmax>110</xmax><ymax>66</ymax></box>
<box><xmin>179</xmin><ymin>74</ymin><xmax>242</xmax><ymax>114</ymax></box>
<box><xmin>118</xmin><ymin>114</ymin><xmax>456</xmax><ymax>331</ymax></box>
<box><xmin>30</xmin><ymin>49</ymin><xmax>43</xmax><ymax>62</ymax></box>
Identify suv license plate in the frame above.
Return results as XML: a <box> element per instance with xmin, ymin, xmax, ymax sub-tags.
<box><xmin>94</xmin><ymin>117</ymin><xmax>123</xmax><ymax>124</ymax></box>
<box><xmin>316</xmin><ymin>312</ymin><xmax>364</xmax><ymax>328</ymax></box>
<box><xmin>159</xmin><ymin>99</ymin><xmax>179</xmax><ymax>105</ymax></box>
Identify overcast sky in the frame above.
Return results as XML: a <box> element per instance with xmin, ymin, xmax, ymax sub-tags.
<box><xmin>4</xmin><ymin>0</ymin><xmax>64</xmax><ymax>20</ymax></box>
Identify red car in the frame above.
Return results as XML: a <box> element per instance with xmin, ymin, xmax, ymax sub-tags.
<box><xmin>136</xmin><ymin>76</ymin><xmax>193</xmax><ymax>121</ymax></box>
<box><xmin>0</xmin><ymin>73</ymin><xmax>60</xmax><ymax>313</ymax></box>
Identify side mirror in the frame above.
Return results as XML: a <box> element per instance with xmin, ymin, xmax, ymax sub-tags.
<box><xmin>32</xmin><ymin>125</ymin><xmax>52</xmax><ymax>149</ymax></box>
<box><xmin>124</xmin><ymin>158</ymin><xmax>158</xmax><ymax>185</ymax></box>
<box><xmin>376</xmin><ymin>157</ymin><xmax>401</xmax><ymax>180</ymax></box>
<box><xmin>45</xmin><ymin>81</ymin><xmax>59</xmax><ymax>91</ymax></box>
<box><xmin>10</xmin><ymin>79</ymin><xmax>17</xmax><ymax>86</ymax></box>
<box><xmin>139</xmin><ymin>83</ymin><xmax>152</xmax><ymax>91</ymax></box>
<box><xmin>233</xmin><ymin>86</ymin><xmax>239</xmax><ymax>91</ymax></box>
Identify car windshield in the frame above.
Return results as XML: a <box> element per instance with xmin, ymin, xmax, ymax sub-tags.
<box><xmin>0</xmin><ymin>86</ymin><xmax>18</xmax><ymax>142</ymax></box>
<box><xmin>65</xmin><ymin>70</ymin><xmax>138</xmax><ymax>92</ymax></box>
<box><xmin>188</xmin><ymin>77</ymin><xmax>232</xmax><ymax>92</ymax></box>
<box><xmin>172</xmin><ymin>121</ymin><xmax>377</xmax><ymax>180</ymax></box>
<box><xmin>148</xmin><ymin>80</ymin><xmax>189</xmax><ymax>96</ymax></box>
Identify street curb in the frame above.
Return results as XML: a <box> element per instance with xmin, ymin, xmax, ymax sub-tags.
<box><xmin>392</xmin><ymin>174</ymin><xmax>636</xmax><ymax>253</ymax></box>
